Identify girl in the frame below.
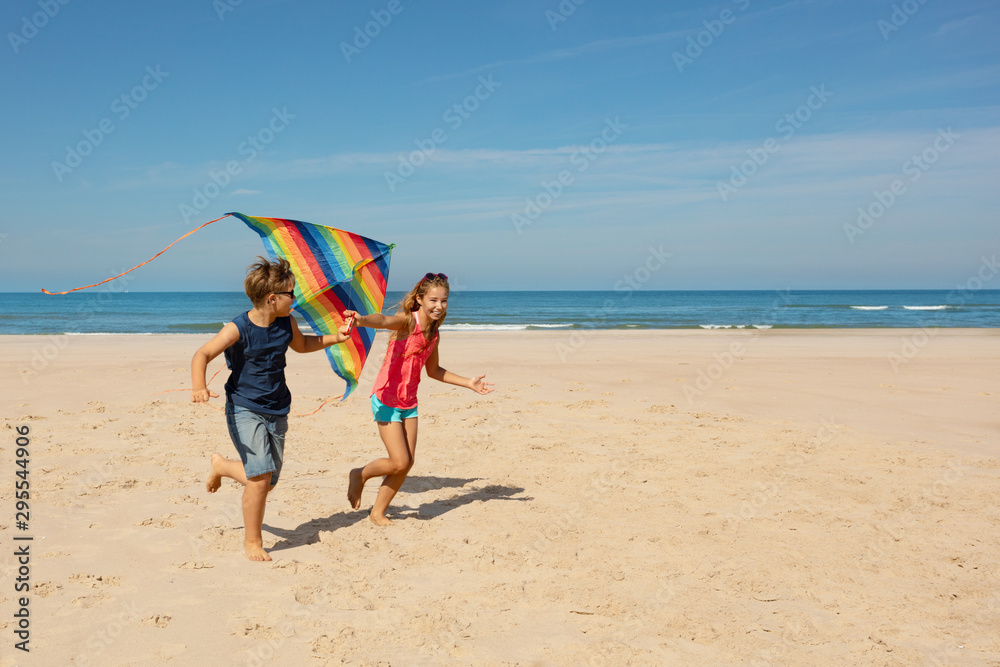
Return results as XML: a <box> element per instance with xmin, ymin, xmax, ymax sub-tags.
<box><xmin>344</xmin><ymin>272</ymin><xmax>494</xmax><ymax>525</ymax></box>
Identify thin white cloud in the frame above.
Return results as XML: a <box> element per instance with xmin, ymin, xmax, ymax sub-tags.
<box><xmin>280</xmin><ymin>127</ymin><xmax>1000</xmax><ymax>177</ymax></box>
<box><xmin>933</xmin><ymin>12</ymin><xmax>987</xmax><ymax>37</ymax></box>
<box><xmin>414</xmin><ymin>30</ymin><xmax>687</xmax><ymax>85</ymax></box>
<box><xmin>881</xmin><ymin>65</ymin><xmax>1000</xmax><ymax>95</ymax></box>
<box><xmin>98</xmin><ymin>127</ymin><xmax>1000</xmax><ymax>238</ymax></box>
<box><xmin>416</xmin><ymin>0</ymin><xmax>830</xmax><ymax>87</ymax></box>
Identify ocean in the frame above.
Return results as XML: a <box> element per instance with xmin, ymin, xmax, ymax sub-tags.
<box><xmin>2</xmin><ymin>290</ymin><xmax>999</xmax><ymax>335</ymax></box>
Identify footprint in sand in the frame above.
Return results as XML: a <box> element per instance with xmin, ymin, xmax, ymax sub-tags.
<box><xmin>126</xmin><ymin>400</ymin><xmax>166</xmax><ymax>414</ymax></box>
<box><xmin>167</xmin><ymin>494</ymin><xmax>203</xmax><ymax>506</ymax></box>
<box><xmin>71</xmin><ymin>594</ymin><xmax>111</xmax><ymax>608</ymax></box>
<box><xmin>194</xmin><ymin>526</ymin><xmax>248</xmax><ymax>555</ymax></box>
<box><xmin>273</xmin><ymin>560</ymin><xmax>320</xmax><ymax>575</ymax></box>
<box><xmin>177</xmin><ymin>561</ymin><xmax>214</xmax><ymax>569</ymax></box>
<box><xmin>141</xmin><ymin>615</ymin><xmax>172</xmax><ymax>628</ymax></box>
<box><xmin>33</xmin><ymin>582</ymin><xmax>63</xmax><ymax>598</ymax></box>
<box><xmin>312</xmin><ymin>630</ymin><xmax>356</xmax><ymax>655</ymax></box>
<box><xmin>94</xmin><ymin>478</ymin><xmax>143</xmax><ymax>491</ymax></box>
<box><xmin>565</xmin><ymin>399</ymin><xmax>609</xmax><ymax>410</ymax></box>
<box><xmin>136</xmin><ymin>513</ymin><xmax>188</xmax><ymax>528</ymax></box>
<box><xmin>294</xmin><ymin>587</ymin><xmax>322</xmax><ymax>605</ymax></box>
<box><xmin>69</xmin><ymin>574</ymin><xmax>121</xmax><ymax>588</ymax></box>
<box><xmin>233</xmin><ymin>620</ymin><xmax>288</xmax><ymax>640</ymax></box>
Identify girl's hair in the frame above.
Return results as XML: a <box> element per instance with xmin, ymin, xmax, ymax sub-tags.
<box><xmin>392</xmin><ymin>273</ymin><xmax>449</xmax><ymax>349</ymax></box>
<box><xmin>244</xmin><ymin>256</ymin><xmax>293</xmax><ymax>307</ymax></box>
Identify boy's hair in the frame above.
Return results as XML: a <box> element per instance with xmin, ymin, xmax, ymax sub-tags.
<box><xmin>244</xmin><ymin>256</ymin><xmax>293</xmax><ymax>307</ymax></box>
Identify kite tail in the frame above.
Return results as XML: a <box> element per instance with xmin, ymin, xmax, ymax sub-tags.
<box><xmin>41</xmin><ymin>214</ymin><xmax>231</xmax><ymax>295</ymax></box>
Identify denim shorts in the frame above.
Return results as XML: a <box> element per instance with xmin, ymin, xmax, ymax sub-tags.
<box><xmin>225</xmin><ymin>403</ymin><xmax>288</xmax><ymax>486</ymax></box>
<box><xmin>371</xmin><ymin>394</ymin><xmax>418</xmax><ymax>422</ymax></box>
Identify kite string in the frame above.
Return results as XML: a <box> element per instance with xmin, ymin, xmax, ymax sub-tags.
<box><xmin>149</xmin><ymin>367</ymin><xmax>225</xmax><ymax>395</ymax></box>
<box><xmin>149</xmin><ymin>366</ymin><xmax>341</xmax><ymax>417</ymax></box>
<box><xmin>41</xmin><ymin>211</ymin><xmax>364</xmax><ymax>408</ymax></box>
<box><xmin>41</xmin><ymin>214</ymin><xmax>231</xmax><ymax>295</ymax></box>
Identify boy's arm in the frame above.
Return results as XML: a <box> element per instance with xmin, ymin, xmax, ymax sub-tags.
<box><xmin>424</xmin><ymin>343</ymin><xmax>494</xmax><ymax>395</ymax></box>
<box><xmin>343</xmin><ymin>309</ymin><xmax>408</xmax><ymax>331</ymax></box>
<box><xmin>191</xmin><ymin>322</ymin><xmax>240</xmax><ymax>402</ymax></box>
<box><xmin>288</xmin><ymin>315</ymin><xmax>350</xmax><ymax>354</ymax></box>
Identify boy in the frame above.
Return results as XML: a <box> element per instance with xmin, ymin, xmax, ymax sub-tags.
<box><xmin>192</xmin><ymin>257</ymin><xmax>349</xmax><ymax>561</ymax></box>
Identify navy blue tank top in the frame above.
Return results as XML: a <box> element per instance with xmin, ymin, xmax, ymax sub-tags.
<box><xmin>224</xmin><ymin>312</ymin><xmax>293</xmax><ymax>415</ymax></box>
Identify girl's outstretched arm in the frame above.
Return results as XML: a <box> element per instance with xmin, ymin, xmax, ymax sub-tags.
<box><xmin>424</xmin><ymin>344</ymin><xmax>494</xmax><ymax>395</ymax></box>
<box><xmin>343</xmin><ymin>309</ymin><xmax>408</xmax><ymax>331</ymax></box>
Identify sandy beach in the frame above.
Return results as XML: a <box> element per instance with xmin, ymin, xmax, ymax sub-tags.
<box><xmin>1</xmin><ymin>329</ymin><xmax>998</xmax><ymax>665</ymax></box>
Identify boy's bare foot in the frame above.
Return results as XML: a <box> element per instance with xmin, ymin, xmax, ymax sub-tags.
<box><xmin>206</xmin><ymin>454</ymin><xmax>224</xmax><ymax>493</ymax></box>
<box><xmin>347</xmin><ymin>468</ymin><xmax>364</xmax><ymax>509</ymax></box>
<box><xmin>368</xmin><ymin>511</ymin><xmax>392</xmax><ymax>526</ymax></box>
<box><xmin>244</xmin><ymin>543</ymin><xmax>272</xmax><ymax>562</ymax></box>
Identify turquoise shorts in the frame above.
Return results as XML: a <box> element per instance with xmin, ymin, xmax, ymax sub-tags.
<box><xmin>371</xmin><ymin>394</ymin><xmax>418</xmax><ymax>422</ymax></box>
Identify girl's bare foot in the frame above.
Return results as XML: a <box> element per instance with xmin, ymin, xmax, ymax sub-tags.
<box><xmin>347</xmin><ymin>468</ymin><xmax>364</xmax><ymax>509</ymax></box>
<box><xmin>368</xmin><ymin>511</ymin><xmax>392</xmax><ymax>526</ymax></box>
<box><xmin>244</xmin><ymin>542</ymin><xmax>272</xmax><ymax>562</ymax></box>
<box><xmin>206</xmin><ymin>453</ymin><xmax>224</xmax><ymax>493</ymax></box>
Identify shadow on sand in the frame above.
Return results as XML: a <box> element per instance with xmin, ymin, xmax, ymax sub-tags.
<box><xmin>262</xmin><ymin>512</ymin><xmax>368</xmax><ymax>552</ymax></box>
<box><xmin>263</xmin><ymin>481</ymin><xmax>529</xmax><ymax>552</ymax></box>
<box><xmin>396</xmin><ymin>475</ymin><xmax>482</xmax><ymax>493</ymax></box>
<box><xmin>390</xmin><ymin>484</ymin><xmax>530</xmax><ymax>521</ymax></box>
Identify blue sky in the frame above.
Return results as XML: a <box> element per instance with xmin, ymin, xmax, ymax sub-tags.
<box><xmin>1</xmin><ymin>0</ymin><xmax>998</xmax><ymax>291</ymax></box>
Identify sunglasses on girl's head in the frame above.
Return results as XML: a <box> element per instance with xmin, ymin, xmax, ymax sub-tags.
<box><xmin>423</xmin><ymin>272</ymin><xmax>448</xmax><ymax>282</ymax></box>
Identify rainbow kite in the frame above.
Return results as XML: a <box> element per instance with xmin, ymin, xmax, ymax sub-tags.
<box><xmin>230</xmin><ymin>213</ymin><xmax>393</xmax><ymax>399</ymax></box>
<box><xmin>42</xmin><ymin>212</ymin><xmax>394</xmax><ymax>400</ymax></box>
